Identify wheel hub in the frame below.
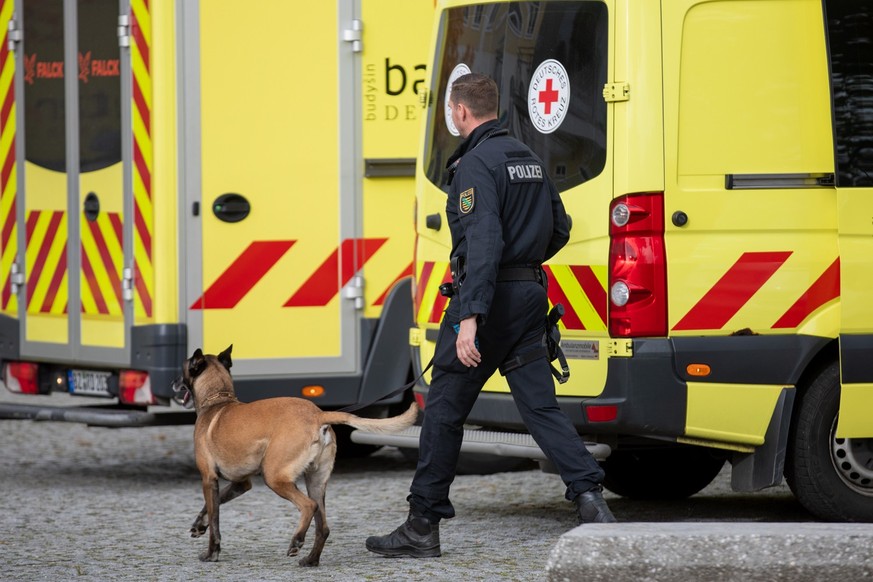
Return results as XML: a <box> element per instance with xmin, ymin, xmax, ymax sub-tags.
<box><xmin>830</xmin><ymin>419</ymin><xmax>873</xmax><ymax>496</ymax></box>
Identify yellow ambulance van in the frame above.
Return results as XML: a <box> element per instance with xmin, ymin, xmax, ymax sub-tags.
<box><xmin>0</xmin><ymin>0</ymin><xmax>433</xmax><ymax>444</ymax></box>
<box><xmin>372</xmin><ymin>0</ymin><xmax>872</xmax><ymax>521</ymax></box>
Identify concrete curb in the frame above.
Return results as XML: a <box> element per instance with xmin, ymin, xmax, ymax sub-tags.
<box><xmin>546</xmin><ymin>523</ymin><xmax>873</xmax><ymax>581</ymax></box>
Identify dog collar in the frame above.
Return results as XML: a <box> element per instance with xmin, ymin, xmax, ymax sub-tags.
<box><xmin>199</xmin><ymin>391</ymin><xmax>237</xmax><ymax>408</ymax></box>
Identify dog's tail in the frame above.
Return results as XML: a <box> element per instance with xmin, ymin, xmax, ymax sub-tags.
<box><xmin>319</xmin><ymin>401</ymin><xmax>419</xmax><ymax>433</ymax></box>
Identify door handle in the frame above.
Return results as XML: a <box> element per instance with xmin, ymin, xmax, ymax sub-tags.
<box><xmin>212</xmin><ymin>193</ymin><xmax>251</xmax><ymax>223</ymax></box>
<box><xmin>83</xmin><ymin>192</ymin><xmax>100</xmax><ymax>222</ymax></box>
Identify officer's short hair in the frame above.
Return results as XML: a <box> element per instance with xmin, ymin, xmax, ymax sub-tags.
<box><xmin>451</xmin><ymin>73</ymin><xmax>498</xmax><ymax>119</ymax></box>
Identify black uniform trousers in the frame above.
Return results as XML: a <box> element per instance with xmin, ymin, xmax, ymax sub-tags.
<box><xmin>408</xmin><ymin>279</ymin><xmax>604</xmax><ymax>522</ymax></box>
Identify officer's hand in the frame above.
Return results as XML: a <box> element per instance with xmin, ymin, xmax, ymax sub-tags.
<box><xmin>456</xmin><ymin>316</ymin><xmax>481</xmax><ymax>367</ymax></box>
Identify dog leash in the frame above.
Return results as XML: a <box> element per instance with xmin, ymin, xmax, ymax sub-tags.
<box><xmin>336</xmin><ymin>358</ymin><xmax>433</xmax><ymax>413</ymax></box>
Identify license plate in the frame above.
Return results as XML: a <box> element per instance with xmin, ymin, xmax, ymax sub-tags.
<box><xmin>68</xmin><ymin>370</ymin><xmax>113</xmax><ymax>397</ymax></box>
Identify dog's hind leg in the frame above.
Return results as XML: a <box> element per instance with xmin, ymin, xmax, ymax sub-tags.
<box><xmin>263</xmin><ymin>472</ymin><xmax>318</xmax><ymax>560</ymax></box>
<box><xmin>298</xmin><ymin>431</ymin><xmax>336</xmax><ymax>567</ymax></box>
<box><xmin>190</xmin><ymin>479</ymin><xmax>252</xmax><ymax>538</ymax></box>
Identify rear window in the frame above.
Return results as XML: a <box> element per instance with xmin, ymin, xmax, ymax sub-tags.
<box><xmin>23</xmin><ymin>0</ymin><xmax>121</xmax><ymax>173</ymax></box>
<box><xmin>24</xmin><ymin>0</ymin><xmax>67</xmax><ymax>172</ymax></box>
<box><xmin>424</xmin><ymin>1</ymin><xmax>608</xmax><ymax>192</ymax></box>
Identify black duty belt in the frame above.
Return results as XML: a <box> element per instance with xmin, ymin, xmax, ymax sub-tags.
<box><xmin>440</xmin><ymin>265</ymin><xmax>543</xmax><ymax>298</ymax></box>
<box><xmin>496</xmin><ymin>266</ymin><xmax>542</xmax><ymax>282</ymax></box>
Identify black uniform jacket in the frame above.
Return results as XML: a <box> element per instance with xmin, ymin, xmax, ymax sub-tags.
<box><xmin>445</xmin><ymin>119</ymin><xmax>570</xmax><ymax>325</ymax></box>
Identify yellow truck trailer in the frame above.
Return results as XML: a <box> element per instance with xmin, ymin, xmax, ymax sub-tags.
<box><xmin>0</xmin><ymin>0</ymin><xmax>433</xmax><ymax>438</ymax></box>
<box><xmin>358</xmin><ymin>0</ymin><xmax>873</xmax><ymax>521</ymax></box>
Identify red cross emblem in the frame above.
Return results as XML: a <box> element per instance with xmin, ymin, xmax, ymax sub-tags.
<box><xmin>539</xmin><ymin>79</ymin><xmax>559</xmax><ymax>114</ymax></box>
<box><xmin>528</xmin><ymin>59</ymin><xmax>571</xmax><ymax>134</ymax></box>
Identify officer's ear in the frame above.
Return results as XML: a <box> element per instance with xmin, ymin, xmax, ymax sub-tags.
<box><xmin>457</xmin><ymin>102</ymin><xmax>469</xmax><ymax>123</ymax></box>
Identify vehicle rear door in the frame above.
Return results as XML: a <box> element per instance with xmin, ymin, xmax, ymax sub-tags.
<box><xmin>12</xmin><ymin>0</ymin><xmax>134</xmax><ymax>367</ymax></box>
<box><xmin>185</xmin><ymin>0</ymin><xmax>361</xmax><ymax>377</ymax></box>
<box><xmin>824</xmin><ymin>0</ymin><xmax>873</xmax><ymax>438</ymax></box>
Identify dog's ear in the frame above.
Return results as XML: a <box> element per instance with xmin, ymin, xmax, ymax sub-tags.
<box><xmin>217</xmin><ymin>344</ymin><xmax>233</xmax><ymax>370</ymax></box>
<box><xmin>188</xmin><ymin>348</ymin><xmax>207</xmax><ymax>378</ymax></box>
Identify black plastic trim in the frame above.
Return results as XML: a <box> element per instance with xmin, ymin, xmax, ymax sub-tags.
<box><xmin>583</xmin><ymin>338</ymin><xmax>687</xmax><ymax>436</ymax></box>
<box><xmin>364</xmin><ymin>158</ymin><xmax>416</xmax><ymax>178</ymax></box>
<box><xmin>840</xmin><ymin>334</ymin><xmax>873</xmax><ymax>383</ymax></box>
<box><xmin>673</xmin><ymin>334</ymin><xmax>831</xmax><ymax>385</ymax></box>
<box><xmin>234</xmin><ymin>375</ymin><xmax>363</xmax><ymax>407</ymax></box>
<box><xmin>0</xmin><ymin>314</ymin><xmax>20</xmax><ymax>361</ymax></box>
<box><xmin>130</xmin><ymin>324</ymin><xmax>187</xmax><ymax>399</ymax></box>
<box><xmin>359</xmin><ymin>277</ymin><xmax>413</xmax><ymax>406</ymax></box>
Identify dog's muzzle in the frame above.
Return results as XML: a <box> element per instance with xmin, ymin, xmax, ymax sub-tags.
<box><xmin>171</xmin><ymin>376</ymin><xmax>194</xmax><ymax>409</ymax></box>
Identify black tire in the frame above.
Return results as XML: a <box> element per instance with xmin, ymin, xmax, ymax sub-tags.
<box><xmin>785</xmin><ymin>361</ymin><xmax>873</xmax><ymax>522</ymax></box>
<box><xmin>602</xmin><ymin>446</ymin><xmax>725</xmax><ymax>500</ymax></box>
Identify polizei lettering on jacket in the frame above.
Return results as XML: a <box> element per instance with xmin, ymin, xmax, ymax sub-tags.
<box><xmin>506</xmin><ymin>163</ymin><xmax>544</xmax><ymax>183</ymax></box>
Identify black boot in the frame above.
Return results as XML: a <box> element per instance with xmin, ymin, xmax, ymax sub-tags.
<box><xmin>574</xmin><ymin>486</ymin><xmax>617</xmax><ymax>524</ymax></box>
<box><xmin>365</xmin><ymin>512</ymin><xmax>441</xmax><ymax>558</ymax></box>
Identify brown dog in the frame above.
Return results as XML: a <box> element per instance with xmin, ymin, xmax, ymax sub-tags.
<box><xmin>171</xmin><ymin>345</ymin><xmax>418</xmax><ymax>566</ymax></box>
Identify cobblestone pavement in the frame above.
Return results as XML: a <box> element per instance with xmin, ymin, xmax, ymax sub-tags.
<box><xmin>0</xmin><ymin>395</ymin><xmax>812</xmax><ymax>582</ymax></box>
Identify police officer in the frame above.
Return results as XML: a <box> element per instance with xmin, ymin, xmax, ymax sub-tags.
<box><xmin>366</xmin><ymin>73</ymin><xmax>615</xmax><ymax>559</ymax></box>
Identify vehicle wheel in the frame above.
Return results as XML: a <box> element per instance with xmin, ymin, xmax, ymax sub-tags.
<box><xmin>333</xmin><ymin>424</ymin><xmax>382</xmax><ymax>459</ymax></box>
<box><xmin>785</xmin><ymin>361</ymin><xmax>873</xmax><ymax>522</ymax></box>
<box><xmin>602</xmin><ymin>446</ymin><xmax>725</xmax><ymax>500</ymax></box>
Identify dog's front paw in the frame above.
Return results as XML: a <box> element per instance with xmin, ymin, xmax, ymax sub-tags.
<box><xmin>287</xmin><ymin>538</ymin><xmax>304</xmax><ymax>557</ymax></box>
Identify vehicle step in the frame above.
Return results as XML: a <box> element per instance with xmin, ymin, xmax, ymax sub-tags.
<box><xmin>352</xmin><ymin>425</ymin><xmax>611</xmax><ymax>461</ymax></box>
<box><xmin>0</xmin><ymin>403</ymin><xmax>195</xmax><ymax>427</ymax></box>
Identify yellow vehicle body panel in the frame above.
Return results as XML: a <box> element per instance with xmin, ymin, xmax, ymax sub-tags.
<box><xmin>22</xmin><ymin>165</ymin><xmax>68</xmax><ymax>344</ymax></box>
<box><xmin>838</xmin><ymin>383</ymin><xmax>873</xmax><ymax>438</ymax></box>
<box><xmin>199</xmin><ymin>1</ymin><xmax>342</xmax><ymax>359</ymax></box>
<box><xmin>148</xmin><ymin>0</ymin><xmax>178</xmax><ymax>326</ymax></box>
<box><xmin>662</xmin><ymin>0</ymin><xmax>836</xmax><ymax>336</ymax></box>
<box><xmin>360</xmin><ymin>0</ymin><xmax>430</xmax><ymax>320</ymax></box>
<box><xmin>79</xmin><ymin>163</ymin><xmax>125</xmax><ymax>349</ymax></box>
<box><xmin>669</xmin><ymin>0</ymin><xmax>832</xmax><ymax>177</ymax></box>
<box><xmin>685</xmin><ymin>382</ymin><xmax>788</xmax><ymax>446</ymax></box>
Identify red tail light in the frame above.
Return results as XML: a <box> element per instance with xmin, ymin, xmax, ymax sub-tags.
<box><xmin>608</xmin><ymin>192</ymin><xmax>667</xmax><ymax>337</ymax></box>
<box><xmin>119</xmin><ymin>370</ymin><xmax>155</xmax><ymax>405</ymax></box>
<box><xmin>585</xmin><ymin>404</ymin><xmax>618</xmax><ymax>423</ymax></box>
<box><xmin>3</xmin><ymin>362</ymin><xmax>41</xmax><ymax>394</ymax></box>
